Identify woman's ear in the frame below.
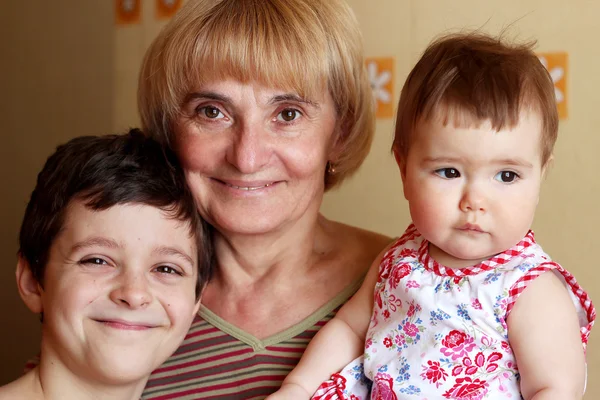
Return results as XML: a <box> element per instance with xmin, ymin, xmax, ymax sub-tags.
<box><xmin>15</xmin><ymin>256</ymin><xmax>44</xmax><ymax>314</ymax></box>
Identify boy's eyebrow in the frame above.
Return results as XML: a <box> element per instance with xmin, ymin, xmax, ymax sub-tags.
<box><xmin>71</xmin><ymin>237</ymin><xmax>120</xmax><ymax>252</ymax></box>
<box><xmin>153</xmin><ymin>245</ymin><xmax>195</xmax><ymax>267</ymax></box>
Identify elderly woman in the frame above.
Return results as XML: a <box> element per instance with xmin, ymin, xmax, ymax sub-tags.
<box><xmin>137</xmin><ymin>0</ymin><xmax>390</xmax><ymax>398</ymax></box>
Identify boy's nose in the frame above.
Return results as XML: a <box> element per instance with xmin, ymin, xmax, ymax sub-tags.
<box><xmin>109</xmin><ymin>273</ymin><xmax>152</xmax><ymax>309</ymax></box>
<box><xmin>226</xmin><ymin>121</ymin><xmax>271</xmax><ymax>174</ymax></box>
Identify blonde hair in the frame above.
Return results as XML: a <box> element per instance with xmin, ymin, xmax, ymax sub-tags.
<box><xmin>138</xmin><ymin>0</ymin><xmax>374</xmax><ymax>190</ymax></box>
<box><xmin>393</xmin><ymin>32</ymin><xmax>558</xmax><ymax>166</ymax></box>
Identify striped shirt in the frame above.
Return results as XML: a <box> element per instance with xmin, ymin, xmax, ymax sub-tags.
<box><xmin>141</xmin><ymin>278</ymin><xmax>363</xmax><ymax>400</ymax></box>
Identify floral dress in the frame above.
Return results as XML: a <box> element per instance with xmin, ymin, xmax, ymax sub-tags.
<box><xmin>312</xmin><ymin>224</ymin><xmax>595</xmax><ymax>400</ymax></box>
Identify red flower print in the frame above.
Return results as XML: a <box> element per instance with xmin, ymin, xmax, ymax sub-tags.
<box><xmin>452</xmin><ymin>365</ymin><xmax>463</xmax><ymax>376</ymax></box>
<box><xmin>372</xmin><ymin>373</ymin><xmax>398</xmax><ymax>400</ymax></box>
<box><xmin>379</xmin><ymin>256</ymin><xmax>393</xmax><ymax>281</ymax></box>
<box><xmin>407</xmin><ymin>303</ymin><xmax>416</xmax><ymax>317</ymax></box>
<box><xmin>399</xmin><ymin>248</ymin><xmax>416</xmax><ymax>258</ymax></box>
<box><xmin>383</xmin><ymin>337</ymin><xmax>393</xmax><ymax>348</ymax></box>
<box><xmin>442</xmin><ymin>330</ymin><xmax>466</xmax><ymax>347</ymax></box>
<box><xmin>350</xmin><ymin>396</ymin><xmax>360</xmax><ymax>400</ymax></box>
<box><xmin>389</xmin><ymin>263</ymin><xmax>412</xmax><ymax>289</ymax></box>
<box><xmin>394</xmin><ymin>334</ymin><xmax>405</xmax><ymax>347</ymax></box>
<box><xmin>453</xmin><ymin>276</ymin><xmax>462</xmax><ymax>284</ymax></box>
<box><xmin>501</xmin><ymin>341</ymin><xmax>511</xmax><ymax>352</ymax></box>
<box><xmin>443</xmin><ymin>377</ymin><xmax>489</xmax><ymax>400</ymax></box>
<box><xmin>461</xmin><ymin>356</ymin><xmax>478</xmax><ymax>375</ymax></box>
<box><xmin>406</xmin><ymin>280</ymin><xmax>420</xmax><ymax>289</ymax></box>
<box><xmin>440</xmin><ymin>330</ymin><xmax>476</xmax><ymax>360</ymax></box>
<box><xmin>421</xmin><ymin>360</ymin><xmax>448</xmax><ymax>388</ymax></box>
<box><xmin>311</xmin><ymin>373</ymin><xmax>347</xmax><ymax>400</ymax></box>
<box><xmin>403</xmin><ymin>321</ymin><xmax>419</xmax><ymax>337</ymax></box>
<box><xmin>383</xmin><ymin>309</ymin><xmax>390</xmax><ymax>319</ymax></box>
<box><xmin>471</xmin><ymin>298</ymin><xmax>482</xmax><ymax>310</ymax></box>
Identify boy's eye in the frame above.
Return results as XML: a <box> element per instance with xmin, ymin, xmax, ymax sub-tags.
<box><xmin>434</xmin><ymin>168</ymin><xmax>461</xmax><ymax>179</ymax></box>
<box><xmin>155</xmin><ymin>265</ymin><xmax>181</xmax><ymax>275</ymax></box>
<box><xmin>81</xmin><ymin>257</ymin><xmax>108</xmax><ymax>266</ymax></box>
<box><xmin>276</xmin><ymin>108</ymin><xmax>301</xmax><ymax>122</ymax></box>
<box><xmin>494</xmin><ymin>171</ymin><xmax>519</xmax><ymax>183</ymax></box>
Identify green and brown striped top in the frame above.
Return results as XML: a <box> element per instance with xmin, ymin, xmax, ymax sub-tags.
<box><xmin>141</xmin><ymin>277</ymin><xmax>363</xmax><ymax>399</ymax></box>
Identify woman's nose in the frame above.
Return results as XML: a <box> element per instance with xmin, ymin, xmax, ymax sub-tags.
<box><xmin>226</xmin><ymin>120</ymin><xmax>272</xmax><ymax>174</ymax></box>
<box><xmin>109</xmin><ymin>272</ymin><xmax>152</xmax><ymax>309</ymax></box>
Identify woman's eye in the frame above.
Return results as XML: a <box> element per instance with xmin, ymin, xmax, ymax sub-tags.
<box><xmin>197</xmin><ymin>106</ymin><xmax>224</xmax><ymax>119</ymax></box>
<box><xmin>155</xmin><ymin>265</ymin><xmax>181</xmax><ymax>275</ymax></box>
<box><xmin>277</xmin><ymin>108</ymin><xmax>301</xmax><ymax>122</ymax></box>
<box><xmin>495</xmin><ymin>171</ymin><xmax>519</xmax><ymax>183</ymax></box>
<box><xmin>434</xmin><ymin>168</ymin><xmax>461</xmax><ymax>179</ymax></box>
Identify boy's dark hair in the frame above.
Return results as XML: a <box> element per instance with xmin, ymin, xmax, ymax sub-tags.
<box><xmin>18</xmin><ymin>128</ymin><xmax>212</xmax><ymax>299</ymax></box>
<box><xmin>393</xmin><ymin>32</ymin><xmax>558</xmax><ymax>166</ymax></box>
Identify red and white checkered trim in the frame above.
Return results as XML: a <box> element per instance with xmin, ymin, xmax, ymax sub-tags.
<box><xmin>506</xmin><ymin>262</ymin><xmax>596</xmax><ymax>349</ymax></box>
<box><xmin>311</xmin><ymin>373</ymin><xmax>349</xmax><ymax>400</ymax></box>
<box><xmin>418</xmin><ymin>230</ymin><xmax>537</xmax><ymax>277</ymax></box>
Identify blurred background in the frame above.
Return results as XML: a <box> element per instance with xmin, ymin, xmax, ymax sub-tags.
<box><xmin>1</xmin><ymin>0</ymin><xmax>598</xmax><ymax>397</ymax></box>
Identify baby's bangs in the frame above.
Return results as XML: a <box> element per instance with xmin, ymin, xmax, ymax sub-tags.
<box><xmin>179</xmin><ymin>0</ymin><xmax>330</xmax><ymax>102</ymax></box>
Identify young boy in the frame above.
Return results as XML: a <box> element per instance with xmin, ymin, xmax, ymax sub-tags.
<box><xmin>269</xmin><ymin>33</ymin><xmax>595</xmax><ymax>399</ymax></box>
<box><xmin>0</xmin><ymin>129</ymin><xmax>213</xmax><ymax>400</ymax></box>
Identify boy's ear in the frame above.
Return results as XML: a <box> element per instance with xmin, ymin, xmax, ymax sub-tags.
<box><xmin>192</xmin><ymin>299</ymin><xmax>201</xmax><ymax>317</ymax></box>
<box><xmin>16</xmin><ymin>256</ymin><xmax>44</xmax><ymax>314</ymax></box>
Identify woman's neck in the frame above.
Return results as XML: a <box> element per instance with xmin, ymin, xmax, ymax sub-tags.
<box><xmin>211</xmin><ymin>212</ymin><xmax>333</xmax><ymax>289</ymax></box>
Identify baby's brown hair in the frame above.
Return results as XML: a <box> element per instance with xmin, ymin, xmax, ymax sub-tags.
<box><xmin>393</xmin><ymin>32</ymin><xmax>558</xmax><ymax>166</ymax></box>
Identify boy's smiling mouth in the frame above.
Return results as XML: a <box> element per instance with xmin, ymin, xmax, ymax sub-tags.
<box><xmin>94</xmin><ymin>318</ymin><xmax>158</xmax><ymax>330</ymax></box>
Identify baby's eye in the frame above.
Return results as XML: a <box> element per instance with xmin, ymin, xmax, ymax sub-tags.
<box><xmin>494</xmin><ymin>171</ymin><xmax>519</xmax><ymax>183</ymax></box>
<box><xmin>276</xmin><ymin>108</ymin><xmax>301</xmax><ymax>122</ymax></box>
<box><xmin>81</xmin><ymin>257</ymin><xmax>108</xmax><ymax>266</ymax></box>
<box><xmin>434</xmin><ymin>168</ymin><xmax>461</xmax><ymax>179</ymax></box>
<box><xmin>155</xmin><ymin>265</ymin><xmax>182</xmax><ymax>275</ymax></box>
<box><xmin>197</xmin><ymin>105</ymin><xmax>224</xmax><ymax>119</ymax></box>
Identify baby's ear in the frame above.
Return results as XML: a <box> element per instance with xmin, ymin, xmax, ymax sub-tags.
<box><xmin>392</xmin><ymin>146</ymin><xmax>407</xmax><ymax>179</ymax></box>
<box><xmin>15</xmin><ymin>256</ymin><xmax>43</xmax><ymax>314</ymax></box>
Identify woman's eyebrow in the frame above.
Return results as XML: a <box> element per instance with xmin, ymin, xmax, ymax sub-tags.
<box><xmin>184</xmin><ymin>91</ymin><xmax>232</xmax><ymax>104</ymax></box>
<box><xmin>269</xmin><ymin>93</ymin><xmax>319</xmax><ymax>108</ymax></box>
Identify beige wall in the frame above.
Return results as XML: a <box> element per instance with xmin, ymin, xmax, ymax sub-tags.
<box><xmin>0</xmin><ymin>0</ymin><xmax>113</xmax><ymax>385</ymax></box>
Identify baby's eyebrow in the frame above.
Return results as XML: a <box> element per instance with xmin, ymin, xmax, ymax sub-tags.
<box><xmin>152</xmin><ymin>245</ymin><xmax>195</xmax><ymax>268</ymax></box>
<box><xmin>71</xmin><ymin>236</ymin><xmax>120</xmax><ymax>253</ymax></box>
<box><xmin>490</xmin><ymin>158</ymin><xmax>534</xmax><ymax>168</ymax></box>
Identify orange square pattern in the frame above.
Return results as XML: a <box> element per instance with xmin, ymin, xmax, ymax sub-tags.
<box><xmin>115</xmin><ymin>0</ymin><xmax>141</xmax><ymax>25</ymax></box>
<box><xmin>537</xmin><ymin>52</ymin><xmax>568</xmax><ymax>120</ymax></box>
<box><xmin>365</xmin><ymin>57</ymin><xmax>395</xmax><ymax>119</ymax></box>
<box><xmin>156</xmin><ymin>0</ymin><xmax>183</xmax><ymax>20</ymax></box>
